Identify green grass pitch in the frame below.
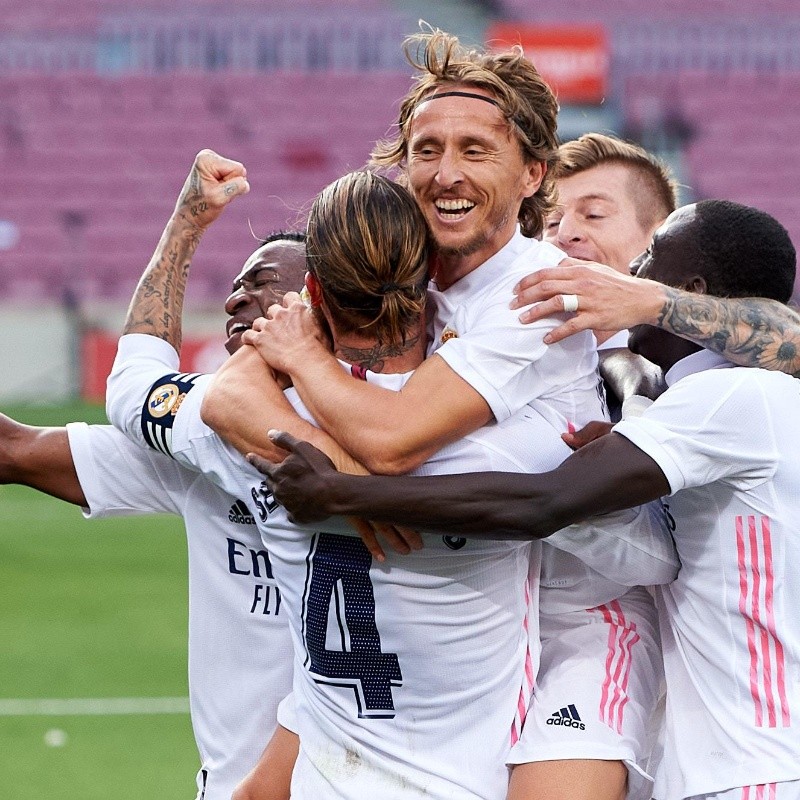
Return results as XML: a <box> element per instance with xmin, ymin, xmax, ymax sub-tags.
<box><xmin>1</xmin><ymin>403</ymin><xmax>201</xmax><ymax>799</ymax></box>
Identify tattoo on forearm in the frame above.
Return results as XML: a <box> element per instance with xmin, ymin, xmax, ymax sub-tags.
<box><xmin>122</xmin><ymin>219</ymin><xmax>201</xmax><ymax>350</ymax></box>
<box><xmin>658</xmin><ymin>288</ymin><xmax>800</xmax><ymax>376</ymax></box>
<box><xmin>335</xmin><ymin>333</ymin><xmax>422</xmax><ymax>373</ymax></box>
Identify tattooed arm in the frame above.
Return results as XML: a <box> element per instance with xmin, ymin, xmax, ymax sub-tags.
<box><xmin>656</xmin><ymin>288</ymin><xmax>800</xmax><ymax>376</ymax></box>
<box><xmin>512</xmin><ymin>260</ymin><xmax>800</xmax><ymax>375</ymax></box>
<box><xmin>123</xmin><ymin>149</ymin><xmax>249</xmax><ymax>350</ymax></box>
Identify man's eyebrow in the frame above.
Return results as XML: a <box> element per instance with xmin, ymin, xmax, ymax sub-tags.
<box><xmin>409</xmin><ymin>132</ymin><xmax>497</xmax><ymax>149</ymax></box>
<box><xmin>575</xmin><ymin>193</ymin><xmax>617</xmax><ymax>204</ymax></box>
<box><xmin>409</xmin><ymin>134</ymin><xmax>440</xmax><ymax>148</ymax></box>
<box><xmin>244</xmin><ymin>265</ymin><xmax>280</xmax><ymax>279</ymax></box>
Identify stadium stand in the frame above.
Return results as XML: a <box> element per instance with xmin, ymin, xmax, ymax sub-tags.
<box><xmin>0</xmin><ymin>70</ymin><xmax>412</xmax><ymax>302</ymax></box>
<box><xmin>622</xmin><ymin>70</ymin><xmax>800</xmax><ymax>261</ymax></box>
<box><xmin>0</xmin><ymin>0</ymin><xmax>799</xmax><ymax>302</ymax></box>
<box><xmin>497</xmin><ymin>0</ymin><xmax>800</xmax><ymax>22</ymax></box>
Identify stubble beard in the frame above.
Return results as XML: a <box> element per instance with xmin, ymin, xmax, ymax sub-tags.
<box><xmin>432</xmin><ymin>206</ymin><xmax>514</xmax><ymax>261</ymax></box>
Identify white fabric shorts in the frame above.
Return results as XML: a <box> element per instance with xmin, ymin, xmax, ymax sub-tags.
<box><xmin>689</xmin><ymin>781</ymin><xmax>800</xmax><ymax>800</ymax></box>
<box><xmin>276</xmin><ymin>692</ymin><xmax>298</xmax><ymax>735</ymax></box>
<box><xmin>509</xmin><ymin>586</ymin><xmax>663</xmax><ymax>800</ymax></box>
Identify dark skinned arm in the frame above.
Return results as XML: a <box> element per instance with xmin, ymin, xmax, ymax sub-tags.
<box><xmin>0</xmin><ymin>414</ymin><xmax>85</xmax><ymax>506</ymax></box>
<box><xmin>122</xmin><ymin>149</ymin><xmax>249</xmax><ymax>350</ymax></box>
<box><xmin>203</xmin><ymin>348</ymin><xmax>422</xmax><ymax>560</ymax></box>
<box><xmin>249</xmin><ymin>429</ymin><xmax>671</xmax><ymax>540</ymax></box>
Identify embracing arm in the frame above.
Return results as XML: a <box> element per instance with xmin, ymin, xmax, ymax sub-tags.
<box><xmin>512</xmin><ymin>260</ymin><xmax>800</xmax><ymax>375</ymax></box>
<box><xmin>252</xmin><ymin>430</ymin><xmax>671</xmax><ymax>539</ymax></box>
<box><xmin>654</xmin><ymin>290</ymin><xmax>800</xmax><ymax>376</ymax></box>
<box><xmin>272</xmin><ymin>349</ymin><xmax>489</xmax><ymax>475</ymax></box>
<box><xmin>235</xmin><ymin>308</ymin><xmax>491</xmax><ymax>475</ymax></box>
<box><xmin>201</xmin><ymin>345</ymin><xmax>367</xmax><ymax>474</ymax></box>
<box><xmin>0</xmin><ymin>414</ymin><xmax>85</xmax><ymax>505</ymax></box>
<box><xmin>599</xmin><ymin>348</ymin><xmax>665</xmax><ymax>405</ymax></box>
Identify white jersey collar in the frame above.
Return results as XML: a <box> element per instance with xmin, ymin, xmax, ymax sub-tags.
<box><xmin>664</xmin><ymin>349</ymin><xmax>735</xmax><ymax>387</ymax></box>
<box><xmin>430</xmin><ymin>227</ymin><xmax>561</xmax><ymax>298</ymax></box>
<box><xmin>597</xmin><ymin>329</ymin><xmax>630</xmax><ymax>351</ymax></box>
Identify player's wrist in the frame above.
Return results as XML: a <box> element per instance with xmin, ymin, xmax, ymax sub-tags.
<box><xmin>640</xmin><ymin>279</ymin><xmax>670</xmax><ymax>327</ymax></box>
<box><xmin>170</xmin><ymin>211</ymin><xmax>209</xmax><ymax>236</ymax></box>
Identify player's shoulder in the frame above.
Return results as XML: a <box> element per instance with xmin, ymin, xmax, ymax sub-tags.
<box><xmin>674</xmin><ymin>363</ymin><xmax>795</xmax><ymax>401</ymax></box>
<box><xmin>507</xmin><ymin>238</ymin><xmax>565</xmax><ymax>276</ymax></box>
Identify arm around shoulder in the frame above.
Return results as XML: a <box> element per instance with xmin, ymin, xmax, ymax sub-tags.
<box><xmin>201</xmin><ymin>345</ymin><xmax>368</xmax><ymax>475</ymax></box>
<box><xmin>263</xmin><ymin>430</ymin><xmax>671</xmax><ymax>538</ymax></box>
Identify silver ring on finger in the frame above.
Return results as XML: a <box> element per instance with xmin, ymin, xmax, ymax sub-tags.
<box><xmin>561</xmin><ymin>294</ymin><xmax>579</xmax><ymax>313</ymax></box>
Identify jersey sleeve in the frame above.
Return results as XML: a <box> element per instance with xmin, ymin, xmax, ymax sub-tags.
<box><xmin>430</xmin><ymin>242</ymin><xmax>601</xmax><ymax>424</ymax></box>
<box><xmin>614</xmin><ymin>369</ymin><xmax>779</xmax><ymax>495</ymax></box>
<box><xmin>435</xmin><ymin>307</ymin><xmax>598</xmax><ymax>423</ymax></box>
<box><xmin>107</xmin><ymin>335</ymin><xmax>260</xmax><ymax>500</ymax></box>
<box><xmin>545</xmin><ymin>501</ymin><xmax>679</xmax><ymax>587</ymax></box>
<box><xmin>105</xmin><ymin>333</ymin><xmax>213</xmax><ymax>456</ymax></box>
<box><xmin>166</xmin><ymin>379</ymin><xmax>264</xmax><ymax>500</ymax></box>
<box><xmin>66</xmin><ymin>422</ymin><xmax>188</xmax><ymax>519</ymax></box>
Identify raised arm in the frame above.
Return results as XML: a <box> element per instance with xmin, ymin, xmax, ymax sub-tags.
<box><xmin>107</xmin><ymin>149</ymin><xmax>247</xmax><ymax>443</ymax></box>
<box><xmin>250</xmin><ymin>430</ymin><xmax>670</xmax><ymax>539</ymax></box>
<box><xmin>512</xmin><ymin>259</ymin><xmax>800</xmax><ymax>375</ymax></box>
<box><xmin>0</xmin><ymin>414</ymin><xmax>85</xmax><ymax>505</ymax></box>
<box><xmin>123</xmin><ymin>149</ymin><xmax>249</xmax><ymax>349</ymax></box>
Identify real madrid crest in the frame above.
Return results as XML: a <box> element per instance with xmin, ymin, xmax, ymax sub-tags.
<box><xmin>440</xmin><ymin>326</ymin><xmax>459</xmax><ymax>345</ymax></box>
<box><xmin>147</xmin><ymin>383</ymin><xmax>181</xmax><ymax>418</ymax></box>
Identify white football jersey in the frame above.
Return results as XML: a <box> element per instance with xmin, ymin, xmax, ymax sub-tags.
<box><xmin>108</xmin><ymin>336</ymin><xmax>545</xmax><ymax>799</ymax></box>
<box><xmin>105</xmin><ymin>333</ymin><xmax>675</xmax><ymax>798</ymax></box>
<box><xmin>65</xmin><ymin>422</ymin><xmax>293</xmax><ymax>800</ymax></box>
<box><xmin>427</xmin><ymin>229</ymin><xmax>605</xmax><ymax>428</ymax></box>
<box><xmin>615</xmin><ymin>351</ymin><xmax>800</xmax><ymax>798</ymax></box>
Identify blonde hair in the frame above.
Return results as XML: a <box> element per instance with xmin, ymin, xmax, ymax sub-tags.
<box><xmin>306</xmin><ymin>170</ymin><xmax>428</xmax><ymax>345</ymax></box>
<box><xmin>371</xmin><ymin>28</ymin><xmax>560</xmax><ymax>238</ymax></box>
<box><xmin>555</xmin><ymin>133</ymin><xmax>678</xmax><ymax>231</ymax></box>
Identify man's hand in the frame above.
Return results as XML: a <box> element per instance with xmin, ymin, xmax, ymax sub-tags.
<box><xmin>561</xmin><ymin>421</ymin><xmax>615</xmax><ymax>451</ymax></box>
<box><xmin>510</xmin><ymin>259</ymin><xmax>667</xmax><ymax>343</ymax></box>
<box><xmin>247</xmin><ymin>430</ymin><xmax>338</xmax><ymax>524</ymax></box>
<box><xmin>242</xmin><ymin>302</ymin><xmax>329</xmax><ymax>375</ymax></box>
<box><xmin>247</xmin><ymin>430</ymin><xmax>422</xmax><ymax>562</ymax></box>
<box><xmin>174</xmin><ymin>148</ymin><xmax>250</xmax><ymax>231</ymax></box>
<box><xmin>122</xmin><ymin>149</ymin><xmax>249</xmax><ymax>346</ymax></box>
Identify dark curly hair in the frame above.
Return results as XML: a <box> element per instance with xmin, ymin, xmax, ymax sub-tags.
<box><xmin>693</xmin><ymin>200</ymin><xmax>795</xmax><ymax>302</ymax></box>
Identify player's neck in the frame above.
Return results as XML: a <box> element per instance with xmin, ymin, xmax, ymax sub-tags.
<box><xmin>332</xmin><ymin>324</ymin><xmax>426</xmax><ymax>375</ymax></box>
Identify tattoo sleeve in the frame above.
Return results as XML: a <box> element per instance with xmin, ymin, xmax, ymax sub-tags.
<box><xmin>658</xmin><ymin>289</ymin><xmax>800</xmax><ymax>376</ymax></box>
<box><xmin>122</xmin><ymin>214</ymin><xmax>203</xmax><ymax>352</ymax></box>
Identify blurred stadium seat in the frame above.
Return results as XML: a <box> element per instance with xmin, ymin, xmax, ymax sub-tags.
<box><xmin>0</xmin><ymin>0</ymin><xmax>798</xmax><ymax>305</ymax></box>
<box><xmin>0</xmin><ymin>70</ymin><xmax>412</xmax><ymax>302</ymax></box>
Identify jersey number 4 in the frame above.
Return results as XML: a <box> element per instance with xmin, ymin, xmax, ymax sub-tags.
<box><xmin>302</xmin><ymin>533</ymin><xmax>402</xmax><ymax>718</ymax></box>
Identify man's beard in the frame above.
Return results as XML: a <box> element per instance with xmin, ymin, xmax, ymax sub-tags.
<box><xmin>433</xmin><ymin>208</ymin><xmax>513</xmax><ymax>259</ymax></box>
<box><xmin>434</xmin><ymin>230</ymin><xmax>489</xmax><ymax>259</ymax></box>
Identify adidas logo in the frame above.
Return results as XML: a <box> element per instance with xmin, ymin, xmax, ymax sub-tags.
<box><xmin>546</xmin><ymin>704</ymin><xmax>585</xmax><ymax>730</ymax></box>
<box><xmin>228</xmin><ymin>499</ymin><xmax>255</xmax><ymax>525</ymax></box>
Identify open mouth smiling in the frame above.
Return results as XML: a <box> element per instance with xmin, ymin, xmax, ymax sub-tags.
<box><xmin>226</xmin><ymin>320</ymin><xmax>252</xmax><ymax>338</ymax></box>
<box><xmin>435</xmin><ymin>198</ymin><xmax>476</xmax><ymax>219</ymax></box>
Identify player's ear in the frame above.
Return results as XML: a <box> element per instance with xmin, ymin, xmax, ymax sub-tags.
<box><xmin>305</xmin><ymin>272</ymin><xmax>323</xmax><ymax>307</ymax></box>
<box><xmin>683</xmin><ymin>275</ymin><xmax>707</xmax><ymax>295</ymax></box>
